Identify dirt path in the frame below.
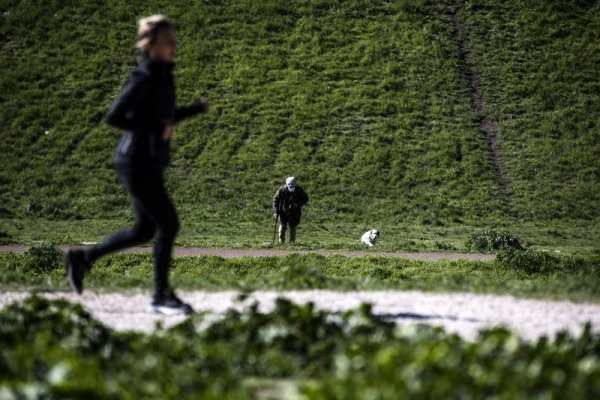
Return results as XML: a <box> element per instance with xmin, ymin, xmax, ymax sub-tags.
<box><xmin>2</xmin><ymin>290</ymin><xmax>598</xmax><ymax>341</ymax></box>
<box><xmin>0</xmin><ymin>245</ymin><xmax>494</xmax><ymax>260</ymax></box>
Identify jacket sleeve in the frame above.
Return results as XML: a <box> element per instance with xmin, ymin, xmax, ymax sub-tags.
<box><xmin>106</xmin><ymin>70</ymin><xmax>163</xmax><ymax>133</ymax></box>
<box><xmin>298</xmin><ymin>188</ymin><xmax>309</xmax><ymax>207</ymax></box>
<box><xmin>272</xmin><ymin>189</ymin><xmax>281</xmax><ymax>214</ymax></box>
<box><xmin>174</xmin><ymin>105</ymin><xmax>203</xmax><ymax>123</ymax></box>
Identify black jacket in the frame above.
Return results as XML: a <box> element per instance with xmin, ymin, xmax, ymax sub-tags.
<box><xmin>107</xmin><ymin>58</ymin><xmax>202</xmax><ymax>167</ymax></box>
<box><xmin>273</xmin><ymin>185</ymin><xmax>309</xmax><ymax>215</ymax></box>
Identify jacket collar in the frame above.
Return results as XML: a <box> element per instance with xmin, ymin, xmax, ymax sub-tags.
<box><xmin>143</xmin><ymin>57</ymin><xmax>175</xmax><ymax>71</ymax></box>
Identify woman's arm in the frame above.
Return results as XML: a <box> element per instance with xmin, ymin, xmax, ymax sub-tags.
<box><xmin>106</xmin><ymin>70</ymin><xmax>163</xmax><ymax>132</ymax></box>
<box><xmin>174</xmin><ymin>97</ymin><xmax>209</xmax><ymax>123</ymax></box>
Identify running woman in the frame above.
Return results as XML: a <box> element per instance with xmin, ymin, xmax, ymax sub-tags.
<box><xmin>64</xmin><ymin>15</ymin><xmax>209</xmax><ymax>315</ymax></box>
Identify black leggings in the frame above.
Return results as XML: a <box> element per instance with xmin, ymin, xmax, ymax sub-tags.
<box><xmin>85</xmin><ymin>164</ymin><xmax>179</xmax><ymax>295</ymax></box>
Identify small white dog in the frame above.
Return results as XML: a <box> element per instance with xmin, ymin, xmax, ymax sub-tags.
<box><xmin>361</xmin><ymin>229</ymin><xmax>380</xmax><ymax>247</ymax></box>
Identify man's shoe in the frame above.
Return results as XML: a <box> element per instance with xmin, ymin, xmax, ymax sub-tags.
<box><xmin>64</xmin><ymin>249</ymin><xmax>90</xmax><ymax>295</ymax></box>
<box><xmin>151</xmin><ymin>289</ymin><xmax>193</xmax><ymax>315</ymax></box>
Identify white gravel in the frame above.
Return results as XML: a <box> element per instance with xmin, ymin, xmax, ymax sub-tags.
<box><xmin>2</xmin><ymin>290</ymin><xmax>599</xmax><ymax>341</ymax></box>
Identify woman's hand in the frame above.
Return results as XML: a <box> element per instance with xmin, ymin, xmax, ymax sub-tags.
<box><xmin>195</xmin><ymin>97</ymin><xmax>210</xmax><ymax>114</ymax></box>
<box><xmin>162</xmin><ymin>123</ymin><xmax>174</xmax><ymax>141</ymax></box>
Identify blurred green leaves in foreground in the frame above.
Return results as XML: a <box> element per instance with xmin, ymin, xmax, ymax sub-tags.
<box><xmin>1</xmin><ymin>295</ymin><xmax>599</xmax><ymax>399</ymax></box>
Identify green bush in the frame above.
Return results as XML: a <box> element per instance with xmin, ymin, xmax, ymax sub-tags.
<box><xmin>465</xmin><ymin>229</ymin><xmax>523</xmax><ymax>253</ymax></box>
<box><xmin>198</xmin><ymin>299</ymin><xmax>395</xmax><ymax>377</ymax></box>
<box><xmin>305</xmin><ymin>324</ymin><xmax>600</xmax><ymax>399</ymax></box>
<box><xmin>496</xmin><ymin>248</ymin><xmax>559</xmax><ymax>274</ymax></box>
<box><xmin>0</xmin><ymin>295</ymin><xmax>250</xmax><ymax>399</ymax></box>
<box><xmin>23</xmin><ymin>243</ymin><xmax>62</xmax><ymax>274</ymax></box>
<box><xmin>2</xmin><ymin>295</ymin><xmax>600</xmax><ymax>399</ymax></box>
<box><xmin>273</xmin><ymin>255</ymin><xmax>329</xmax><ymax>289</ymax></box>
<box><xmin>0</xmin><ymin>230</ymin><xmax>12</xmax><ymax>245</ymax></box>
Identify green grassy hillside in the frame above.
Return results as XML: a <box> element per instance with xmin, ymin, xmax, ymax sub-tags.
<box><xmin>459</xmin><ymin>0</ymin><xmax>600</xmax><ymax>220</ymax></box>
<box><xmin>1</xmin><ymin>0</ymin><xmax>598</xmax><ymax>248</ymax></box>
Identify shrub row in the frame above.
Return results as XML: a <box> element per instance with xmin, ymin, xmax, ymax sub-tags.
<box><xmin>1</xmin><ymin>296</ymin><xmax>599</xmax><ymax>398</ymax></box>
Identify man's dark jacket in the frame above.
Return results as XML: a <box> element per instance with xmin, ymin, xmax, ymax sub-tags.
<box><xmin>272</xmin><ymin>186</ymin><xmax>309</xmax><ymax>220</ymax></box>
<box><xmin>107</xmin><ymin>58</ymin><xmax>202</xmax><ymax>168</ymax></box>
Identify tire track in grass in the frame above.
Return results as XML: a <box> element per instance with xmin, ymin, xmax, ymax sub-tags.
<box><xmin>444</xmin><ymin>1</ymin><xmax>514</xmax><ymax>210</ymax></box>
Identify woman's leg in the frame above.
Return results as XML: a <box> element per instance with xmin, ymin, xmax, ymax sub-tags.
<box><xmin>66</xmin><ymin>167</ymin><xmax>156</xmax><ymax>294</ymax></box>
<box><xmin>85</xmin><ymin>200</ymin><xmax>155</xmax><ymax>263</ymax></box>
<box><xmin>84</xmin><ymin>168</ymin><xmax>156</xmax><ymax>264</ymax></box>
<box><xmin>118</xmin><ymin>170</ymin><xmax>179</xmax><ymax>296</ymax></box>
<box><xmin>139</xmin><ymin>187</ymin><xmax>190</xmax><ymax>314</ymax></box>
<box><xmin>144</xmin><ymin>189</ymin><xmax>179</xmax><ymax>296</ymax></box>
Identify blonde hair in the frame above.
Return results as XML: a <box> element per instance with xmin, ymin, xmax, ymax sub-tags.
<box><xmin>136</xmin><ymin>15</ymin><xmax>173</xmax><ymax>53</ymax></box>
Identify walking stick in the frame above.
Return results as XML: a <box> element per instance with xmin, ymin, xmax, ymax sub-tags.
<box><xmin>272</xmin><ymin>214</ymin><xmax>279</xmax><ymax>245</ymax></box>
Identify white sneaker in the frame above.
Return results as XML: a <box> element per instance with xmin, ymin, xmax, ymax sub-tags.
<box><xmin>150</xmin><ymin>289</ymin><xmax>193</xmax><ymax>315</ymax></box>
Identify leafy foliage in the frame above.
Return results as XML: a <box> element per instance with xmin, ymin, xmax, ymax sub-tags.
<box><xmin>0</xmin><ymin>295</ymin><xmax>250</xmax><ymax>399</ymax></box>
<box><xmin>23</xmin><ymin>243</ymin><xmax>62</xmax><ymax>274</ymax></box>
<box><xmin>1</xmin><ymin>295</ymin><xmax>600</xmax><ymax>398</ymax></box>
<box><xmin>465</xmin><ymin>229</ymin><xmax>596</xmax><ymax>276</ymax></box>
<box><xmin>194</xmin><ymin>299</ymin><xmax>396</xmax><ymax>377</ymax></box>
<box><xmin>274</xmin><ymin>256</ymin><xmax>329</xmax><ymax>289</ymax></box>
<box><xmin>305</xmin><ymin>324</ymin><xmax>600</xmax><ymax>399</ymax></box>
<box><xmin>495</xmin><ymin>248</ymin><xmax>561</xmax><ymax>274</ymax></box>
<box><xmin>0</xmin><ymin>230</ymin><xmax>12</xmax><ymax>245</ymax></box>
<box><xmin>465</xmin><ymin>229</ymin><xmax>523</xmax><ymax>253</ymax></box>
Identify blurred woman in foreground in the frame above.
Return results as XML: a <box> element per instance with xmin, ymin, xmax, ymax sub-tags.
<box><xmin>65</xmin><ymin>15</ymin><xmax>209</xmax><ymax>314</ymax></box>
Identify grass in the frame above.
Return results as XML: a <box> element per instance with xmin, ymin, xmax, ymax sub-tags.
<box><xmin>2</xmin><ymin>249</ymin><xmax>600</xmax><ymax>302</ymax></box>
<box><xmin>1</xmin><ymin>0</ymin><xmax>598</xmax><ymax>249</ymax></box>
<box><xmin>458</xmin><ymin>0</ymin><xmax>600</xmax><ymax>220</ymax></box>
<box><xmin>2</xmin><ymin>217</ymin><xmax>600</xmax><ymax>254</ymax></box>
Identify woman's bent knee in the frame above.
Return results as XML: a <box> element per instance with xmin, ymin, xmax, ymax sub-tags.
<box><xmin>157</xmin><ymin>219</ymin><xmax>179</xmax><ymax>240</ymax></box>
<box><xmin>131</xmin><ymin>225</ymin><xmax>155</xmax><ymax>243</ymax></box>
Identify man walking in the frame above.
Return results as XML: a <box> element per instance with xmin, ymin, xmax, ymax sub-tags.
<box><xmin>272</xmin><ymin>177</ymin><xmax>309</xmax><ymax>244</ymax></box>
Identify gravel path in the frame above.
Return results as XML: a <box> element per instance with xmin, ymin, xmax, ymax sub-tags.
<box><xmin>0</xmin><ymin>245</ymin><xmax>494</xmax><ymax>260</ymax></box>
<box><xmin>2</xmin><ymin>290</ymin><xmax>598</xmax><ymax>341</ymax></box>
